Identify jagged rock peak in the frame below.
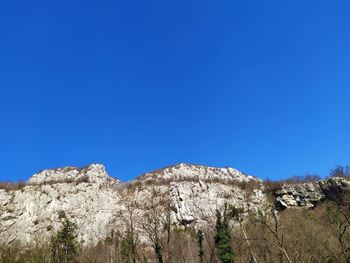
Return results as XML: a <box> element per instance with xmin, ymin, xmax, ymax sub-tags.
<box><xmin>137</xmin><ymin>163</ymin><xmax>259</xmax><ymax>183</ymax></box>
<box><xmin>28</xmin><ymin>163</ymin><xmax>120</xmax><ymax>186</ymax></box>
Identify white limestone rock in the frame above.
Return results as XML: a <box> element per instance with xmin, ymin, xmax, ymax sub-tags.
<box><xmin>28</xmin><ymin>164</ymin><xmax>119</xmax><ymax>186</ymax></box>
<box><xmin>0</xmin><ymin>163</ymin><xmax>269</xmax><ymax>247</ymax></box>
<box><xmin>138</xmin><ymin>163</ymin><xmax>258</xmax><ymax>183</ymax></box>
<box><xmin>274</xmin><ymin>177</ymin><xmax>350</xmax><ymax>208</ymax></box>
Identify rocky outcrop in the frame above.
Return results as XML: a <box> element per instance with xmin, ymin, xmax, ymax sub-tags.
<box><xmin>275</xmin><ymin>177</ymin><xmax>350</xmax><ymax>209</ymax></box>
<box><xmin>123</xmin><ymin>163</ymin><xmax>268</xmax><ymax>227</ymax></box>
<box><xmin>1</xmin><ymin>162</ymin><xmax>348</xmax><ymax>247</ymax></box>
<box><xmin>137</xmin><ymin>163</ymin><xmax>257</xmax><ymax>183</ymax></box>
<box><xmin>0</xmin><ymin>164</ymin><xmax>123</xmax><ymax>245</ymax></box>
<box><xmin>28</xmin><ymin>164</ymin><xmax>119</xmax><ymax>186</ymax></box>
<box><xmin>0</xmin><ymin>163</ymin><xmax>268</xmax><ymax>247</ymax></box>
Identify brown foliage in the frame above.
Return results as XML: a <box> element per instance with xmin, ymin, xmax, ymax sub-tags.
<box><xmin>330</xmin><ymin>165</ymin><xmax>350</xmax><ymax>178</ymax></box>
<box><xmin>0</xmin><ymin>180</ymin><xmax>26</xmax><ymax>191</ymax></box>
<box><xmin>30</xmin><ymin>176</ymin><xmax>90</xmax><ymax>187</ymax></box>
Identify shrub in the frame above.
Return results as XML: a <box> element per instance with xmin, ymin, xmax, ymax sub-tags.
<box><xmin>330</xmin><ymin>165</ymin><xmax>350</xmax><ymax>178</ymax></box>
<box><xmin>0</xmin><ymin>181</ymin><xmax>26</xmax><ymax>191</ymax></box>
<box><xmin>58</xmin><ymin>210</ymin><xmax>66</xmax><ymax>219</ymax></box>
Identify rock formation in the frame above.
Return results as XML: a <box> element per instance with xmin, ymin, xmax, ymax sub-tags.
<box><xmin>274</xmin><ymin>177</ymin><xmax>350</xmax><ymax>209</ymax></box>
<box><xmin>0</xmin><ymin>163</ymin><xmax>349</xmax><ymax>247</ymax></box>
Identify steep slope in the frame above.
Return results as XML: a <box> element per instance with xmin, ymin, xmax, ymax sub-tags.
<box><xmin>0</xmin><ymin>164</ymin><xmax>122</xmax><ymax>245</ymax></box>
<box><xmin>4</xmin><ymin>163</ymin><xmax>349</xmax><ymax>247</ymax></box>
<box><xmin>0</xmin><ymin>163</ymin><xmax>269</xmax><ymax>247</ymax></box>
<box><xmin>128</xmin><ymin>163</ymin><xmax>267</xmax><ymax>226</ymax></box>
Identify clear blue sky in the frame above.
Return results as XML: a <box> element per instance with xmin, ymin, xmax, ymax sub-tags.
<box><xmin>1</xmin><ymin>1</ymin><xmax>350</xmax><ymax>182</ymax></box>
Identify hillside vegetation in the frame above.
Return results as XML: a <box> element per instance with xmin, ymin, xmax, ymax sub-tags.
<box><xmin>0</xmin><ymin>165</ymin><xmax>349</xmax><ymax>263</ymax></box>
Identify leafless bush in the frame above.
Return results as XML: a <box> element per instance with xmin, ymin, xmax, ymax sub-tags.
<box><xmin>232</xmin><ymin>180</ymin><xmax>261</xmax><ymax>193</ymax></box>
<box><xmin>0</xmin><ymin>242</ymin><xmax>51</xmax><ymax>263</ymax></box>
<box><xmin>0</xmin><ymin>180</ymin><xmax>26</xmax><ymax>191</ymax></box>
<box><xmin>263</xmin><ymin>179</ymin><xmax>282</xmax><ymax>193</ymax></box>
<box><xmin>282</xmin><ymin>174</ymin><xmax>321</xmax><ymax>184</ymax></box>
<box><xmin>30</xmin><ymin>176</ymin><xmax>90</xmax><ymax>187</ymax></box>
<box><xmin>330</xmin><ymin>165</ymin><xmax>350</xmax><ymax>178</ymax></box>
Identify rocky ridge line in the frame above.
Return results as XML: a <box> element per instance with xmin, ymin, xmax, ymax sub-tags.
<box><xmin>0</xmin><ymin>163</ymin><xmax>349</xmax><ymax>247</ymax></box>
<box><xmin>0</xmin><ymin>163</ymin><xmax>267</xmax><ymax>246</ymax></box>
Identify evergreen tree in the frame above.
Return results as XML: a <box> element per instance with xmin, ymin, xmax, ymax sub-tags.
<box><xmin>215</xmin><ymin>204</ymin><xmax>234</xmax><ymax>263</ymax></box>
<box><xmin>197</xmin><ymin>230</ymin><xmax>204</xmax><ymax>263</ymax></box>
<box><xmin>51</xmin><ymin>218</ymin><xmax>79</xmax><ymax>263</ymax></box>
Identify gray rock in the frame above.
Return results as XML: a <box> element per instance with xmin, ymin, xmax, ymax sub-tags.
<box><xmin>273</xmin><ymin>177</ymin><xmax>349</xmax><ymax>208</ymax></box>
<box><xmin>0</xmin><ymin>163</ymin><xmax>269</xmax><ymax>247</ymax></box>
<box><xmin>2</xmin><ymin>162</ymin><xmax>348</xmax><ymax>247</ymax></box>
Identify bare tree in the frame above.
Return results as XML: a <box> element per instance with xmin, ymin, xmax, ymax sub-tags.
<box><xmin>140</xmin><ymin>187</ymin><xmax>169</xmax><ymax>263</ymax></box>
<box><xmin>253</xmin><ymin>209</ymin><xmax>293</xmax><ymax>263</ymax></box>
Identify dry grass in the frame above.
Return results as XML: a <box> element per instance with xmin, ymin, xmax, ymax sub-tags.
<box><xmin>0</xmin><ymin>176</ymin><xmax>90</xmax><ymax>192</ymax></box>
<box><xmin>117</xmin><ymin>176</ymin><xmax>262</xmax><ymax>198</ymax></box>
<box><xmin>0</xmin><ymin>181</ymin><xmax>26</xmax><ymax>191</ymax></box>
<box><xmin>30</xmin><ymin>176</ymin><xmax>90</xmax><ymax>187</ymax></box>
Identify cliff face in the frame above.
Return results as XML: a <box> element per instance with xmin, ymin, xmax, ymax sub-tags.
<box><xmin>128</xmin><ymin>164</ymin><xmax>268</xmax><ymax>228</ymax></box>
<box><xmin>0</xmin><ymin>163</ymin><xmax>268</xmax><ymax>246</ymax></box>
<box><xmin>0</xmin><ymin>164</ymin><xmax>122</xmax><ymax>245</ymax></box>
<box><xmin>275</xmin><ymin>177</ymin><xmax>350</xmax><ymax>209</ymax></box>
<box><xmin>0</xmin><ymin>163</ymin><xmax>348</xmax><ymax>247</ymax></box>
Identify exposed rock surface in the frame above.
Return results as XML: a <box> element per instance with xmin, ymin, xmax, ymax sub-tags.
<box><xmin>28</xmin><ymin>164</ymin><xmax>119</xmax><ymax>186</ymax></box>
<box><xmin>137</xmin><ymin>163</ymin><xmax>257</xmax><ymax>183</ymax></box>
<box><xmin>275</xmin><ymin>177</ymin><xmax>350</xmax><ymax>208</ymax></box>
<box><xmin>129</xmin><ymin>164</ymin><xmax>267</xmax><ymax>226</ymax></box>
<box><xmin>1</xmin><ymin>163</ymin><xmax>349</xmax><ymax>247</ymax></box>
<box><xmin>0</xmin><ymin>163</ymin><xmax>268</xmax><ymax>246</ymax></box>
<box><xmin>0</xmin><ymin>165</ymin><xmax>122</xmax><ymax>245</ymax></box>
